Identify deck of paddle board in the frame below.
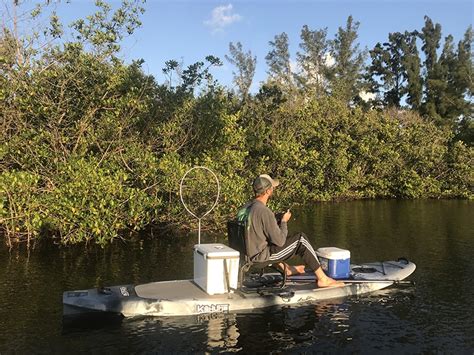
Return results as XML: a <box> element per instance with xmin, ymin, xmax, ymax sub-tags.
<box><xmin>63</xmin><ymin>260</ymin><xmax>416</xmax><ymax>317</ymax></box>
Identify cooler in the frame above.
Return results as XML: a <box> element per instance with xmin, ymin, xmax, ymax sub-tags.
<box><xmin>193</xmin><ymin>243</ymin><xmax>240</xmax><ymax>295</ymax></box>
<box><xmin>316</xmin><ymin>247</ymin><xmax>351</xmax><ymax>279</ymax></box>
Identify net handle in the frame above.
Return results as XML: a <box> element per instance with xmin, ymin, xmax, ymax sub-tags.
<box><xmin>179</xmin><ymin>166</ymin><xmax>220</xmax><ymax>244</ymax></box>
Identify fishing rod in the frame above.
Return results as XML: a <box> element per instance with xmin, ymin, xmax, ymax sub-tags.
<box><xmin>287</xmin><ymin>275</ymin><xmax>414</xmax><ymax>285</ymax></box>
<box><xmin>341</xmin><ymin>279</ymin><xmax>415</xmax><ymax>285</ymax></box>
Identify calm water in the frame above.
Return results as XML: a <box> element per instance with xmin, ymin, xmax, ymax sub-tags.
<box><xmin>0</xmin><ymin>200</ymin><xmax>473</xmax><ymax>353</ymax></box>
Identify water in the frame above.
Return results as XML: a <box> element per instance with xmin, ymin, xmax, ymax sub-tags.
<box><xmin>0</xmin><ymin>200</ymin><xmax>473</xmax><ymax>353</ymax></box>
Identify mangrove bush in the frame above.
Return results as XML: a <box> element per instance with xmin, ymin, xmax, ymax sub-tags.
<box><xmin>1</xmin><ymin>1</ymin><xmax>472</xmax><ymax>247</ymax></box>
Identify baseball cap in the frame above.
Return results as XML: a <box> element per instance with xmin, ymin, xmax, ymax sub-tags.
<box><xmin>252</xmin><ymin>174</ymin><xmax>280</xmax><ymax>194</ymax></box>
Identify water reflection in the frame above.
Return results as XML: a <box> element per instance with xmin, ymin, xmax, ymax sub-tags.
<box><xmin>12</xmin><ymin>283</ymin><xmax>473</xmax><ymax>353</ymax></box>
<box><xmin>1</xmin><ymin>200</ymin><xmax>473</xmax><ymax>353</ymax></box>
<box><xmin>202</xmin><ymin>313</ymin><xmax>240</xmax><ymax>352</ymax></box>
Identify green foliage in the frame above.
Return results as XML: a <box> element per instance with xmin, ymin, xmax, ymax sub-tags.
<box><xmin>369</xmin><ymin>32</ymin><xmax>418</xmax><ymax>107</ymax></box>
<box><xmin>47</xmin><ymin>156</ymin><xmax>160</xmax><ymax>245</ymax></box>
<box><xmin>265</xmin><ymin>32</ymin><xmax>295</xmax><ymax>93</ymax></box>
<box><xmin>1</xmin><ymin>3</ymin><xmax>472</xmax><ymax>248</ymax></box>
<box><xmin>442</xmin><ymin>141</ymin><xmax>474</xmax><ymax>198</ymax></box>
<box><xmin>0</xmin><ymin>171</ymin><xmax>43</xmax><ymax>248</ymax></box>
<box><xmin>70</xmin><ymin>0</ymin><xmax>145</xmax><ymax>56</ymax></box>
<box><xmin>367</xmin><ymin>17</ymin><xmax>472</xmax><ymax>145</ymax></box>
<box><xmin>401</xmin><ymin>31</ymin><xmax>423</xmax><ymax>109</ymax></box>
<box><xmin>328</xmin><ymin>16</ymin><xmax>366</xmax><ymax>103</ymax></box>
<box><xmin>296</xmin><ymin>25</ymin><xmax>329</xmax><ymax>94</ymax></box>
<box><xmin>225</xmin><ymin>42</ymin><xmax>257</xmax><ymax>100</ymax></box>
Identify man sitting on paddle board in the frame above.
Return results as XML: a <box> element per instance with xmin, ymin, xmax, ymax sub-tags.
<box><xmin>237</xmin><ymin>174</ymin><xmax>344</xmax><ymax>288</ymax></box>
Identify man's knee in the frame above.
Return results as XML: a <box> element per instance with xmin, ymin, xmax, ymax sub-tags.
<box><xmin>287</xmin><ymin>232</ymin><xmax>306</xmax><ymax>244</ymax></box>
<box><xmin>294</xmin><ymin>232</ymin><xmax>317</xmax><ymax>253</ymax></box>
<box><xmin>293</xmin><ymin>232</ymin><xmax>310</xmax><ymax>243</ymax></box>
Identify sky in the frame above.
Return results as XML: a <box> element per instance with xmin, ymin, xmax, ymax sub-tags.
<box><xmin>7</xmin><ymin>0</ymin><xmax>474</xmax><ymax>92</ymax></box>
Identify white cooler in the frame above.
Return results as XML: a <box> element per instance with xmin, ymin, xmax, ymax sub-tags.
<box><xmin>193</xmin><ymin>243</ymin><xmax>240</xmax><ymax>295</ymax></box>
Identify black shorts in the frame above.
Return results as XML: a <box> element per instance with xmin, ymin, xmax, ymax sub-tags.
<box><xmin>268</xmin><ymin>232</ymin><xmax>321</xmax><ymax>270</ymax></box>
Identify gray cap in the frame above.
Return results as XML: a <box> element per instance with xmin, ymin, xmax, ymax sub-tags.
<box><xmin>252</xmin><ymin>174</ymin><xmax>280</xmax><ymax>194</ymax></box>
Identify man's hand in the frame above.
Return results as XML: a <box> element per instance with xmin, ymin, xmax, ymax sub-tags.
<box><xmin>281</xmin><ymin>209</ymin><xmax>292</xmax><ymax>222</ymax></box>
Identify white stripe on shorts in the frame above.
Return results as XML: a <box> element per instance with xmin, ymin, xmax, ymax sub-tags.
<box><xmin>268</xmin><ymin>240</ymin><xmax>299</xmax><ymax>260</ymax></box>
<box><xmin>301</xmin><ymin>238</ymin><xmax>320</xmax><ymax>263</ymax></box>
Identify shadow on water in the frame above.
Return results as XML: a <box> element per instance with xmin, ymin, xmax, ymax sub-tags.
<box><xmin>62</xmin><ymin>313</ymin><xmax>124</xmax><ymax>335</ymax></box>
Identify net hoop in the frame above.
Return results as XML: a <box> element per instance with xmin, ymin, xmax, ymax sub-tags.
<box><xmin>179</xmin><ymin>166</ymin><xmax>220</xmax><ymax>244</ymax></box>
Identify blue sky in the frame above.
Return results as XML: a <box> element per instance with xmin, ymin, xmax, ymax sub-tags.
<box><xmin>13</xmin><ymin>0</ymin><xmax>474</xmax><ymax>91</ymax></box>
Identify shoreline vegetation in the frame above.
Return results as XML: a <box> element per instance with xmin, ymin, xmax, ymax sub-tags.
<box><xmin>1</xmin><ymin>1</ymin><xmax>472</xmax><ymax>248</ymax></box>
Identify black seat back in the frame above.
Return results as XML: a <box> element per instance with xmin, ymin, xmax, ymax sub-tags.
<box><xmin>227</xmin><ymin>219</ymin><xmax>288</xmax><ymax>291</ymax></box>
<box><xmin>227</xmin><ymin>220</ymin><xmax>248</xmax><ymax>263</ymax></box>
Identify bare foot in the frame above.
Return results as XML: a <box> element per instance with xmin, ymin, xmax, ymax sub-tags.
<box><xmin>278</xmin><ymin>263</ymin><xmax>307</xmax><ymax>276</ymax></box>
<box><xmin>317</xmin><ymin>276</ymin><xmax>345</xmax><ymax>288</ymax></box>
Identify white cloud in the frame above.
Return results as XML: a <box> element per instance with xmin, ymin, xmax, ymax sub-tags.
<box><xmin>204</xmin><ymin>4</ymin><xmax>242</xmax><ymax>34</ymax></box>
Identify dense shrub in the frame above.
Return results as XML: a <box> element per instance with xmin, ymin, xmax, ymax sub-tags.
<box><xmin>1</xmin><ymin>4</ymin><xmax>472</xmax><ymax>247</ymax></box>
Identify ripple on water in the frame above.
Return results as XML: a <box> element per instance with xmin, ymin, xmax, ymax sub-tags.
<box><xmin>1</xmin><ymin>200</ymin><xmax>474</xmax><ymax>353</ymax></box>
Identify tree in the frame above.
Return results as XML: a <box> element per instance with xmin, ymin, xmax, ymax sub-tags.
<box><xmin>368</xmin><ymin>31</ymin><xmax>422</xmax><ymax>109</ymax></box>
<box><xmin>420</xmin><ymin>16</ymin><xmax>443</xmax><ymax>121</ymax></box>
<box><xmin>420</xmin><ymin>18</ymin><xmax>473</xmax><ymax>140</ymax></box>
<box><xmin>369</xmin><ymin>33</ymin><xmax>406</xmax><ymax>107</ymax></box>
<box><xmin>437</xmin><ymin>35</ymin><xmax>459</xmax><ymax>123</ymax></box>
<box><xmin>162</xmin><ymin>59</ymin><xmax>183</xmax><ymax>90</ymax></box>
<box><xmin>179</xmin><ymin>55</ymin><xmax>222</xmax><ymax>95</ymax></box>
<box><xmin>454</xmin><ymin>27</ymin><xmax>473</xmax><ymax>98</ymax></box>
<box><xmin>265</xmin><ymin>32</ymin><xmax>295</xmax><ymax>94</ymax></box>
<box><xmin>161</xmin><ymin>56</ymin><xmax>222</xmax><ymax>96</ymax></box>
<box><xmin>296</xmin><ymin>25</ymin><xmax>329</xmax><ymax>94</ymax></box>
<box><xmin>401</xmin><ymin>31</ymin><xmax>423</xmax><ymax>109</ymax></box>
<box><xmin>225</xmin><ymin>41</ymin><xmax>257</xmax><ymax>101</ymax></box>
<box><xmin>328</xmin><ymin>15</ymin><xmax>366</xmax><ymax>103</ymax></box>
<box><xmin>454</xmin><ymin>27</ymin><xmax>473</xmax><ymax>144</ymax></box>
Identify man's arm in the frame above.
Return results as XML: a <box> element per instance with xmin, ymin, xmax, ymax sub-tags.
<box><xmin>262</xmin><ymin>209</ymin><xmax>288</xmax><ymax>247</ymax></box>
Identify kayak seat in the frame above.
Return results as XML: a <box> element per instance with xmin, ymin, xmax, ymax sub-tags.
<box><xmin>227</xmin><ymin>219</ymin><xmax>290</xmax><ymax>291</ymax></box>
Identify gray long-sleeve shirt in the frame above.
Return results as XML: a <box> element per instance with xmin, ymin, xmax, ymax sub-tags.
<box><xmin>238</xmin><ymin>200</ymin><xmax>288</xmax><ymax>262</ymax></box>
